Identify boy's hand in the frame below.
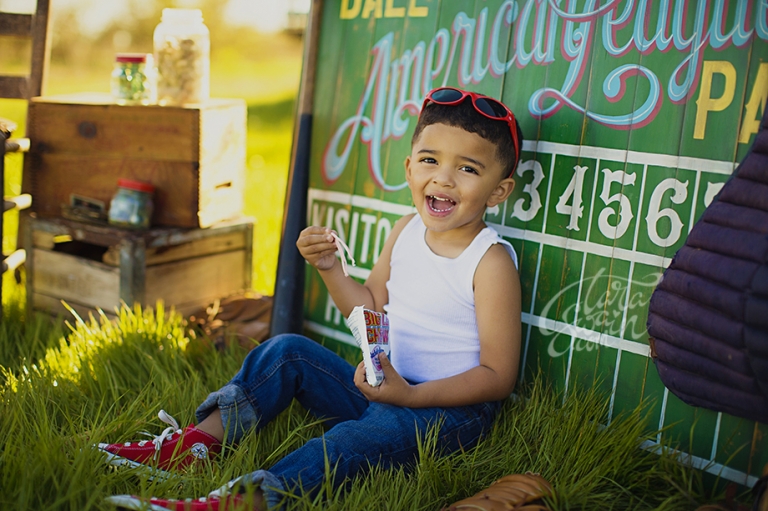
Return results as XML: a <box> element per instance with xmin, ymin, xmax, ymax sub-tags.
<box><xmin>354</xmin><ymin>353</ymin><xmax>415</xmax><ymax>407</ymax></box>
<box><xmin>296</xmin><ymin>226</ymin><xmax>339</xmax><ymax>272</ymax></box>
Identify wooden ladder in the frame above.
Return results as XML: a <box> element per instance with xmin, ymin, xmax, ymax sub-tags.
<box><xmin>0</xmin><ymin>0</ymin><xmax>52</xmax><ymax>316</ymax></box>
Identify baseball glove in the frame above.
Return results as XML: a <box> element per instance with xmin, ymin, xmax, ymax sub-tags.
<box><xmin>442</xmin><ymin>472</ymin><xmax>552</xmax><ymax>511</ymax></box>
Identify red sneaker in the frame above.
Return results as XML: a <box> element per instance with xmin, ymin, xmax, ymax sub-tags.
<box><xmin>96</xmin><ymin>410</ymin><xmax>221</xmax><ymax>477</ymax></box>
<box><xmin>106</xmin><ymin>477</ymin><xmax>261</xmax><ymax>511</ymax></box>
<box><xmin>105</xmin><ymin>494</ymin><xmax>249</xmax><ymax>511</ymax></box>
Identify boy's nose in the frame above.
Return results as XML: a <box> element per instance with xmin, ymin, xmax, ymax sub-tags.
<box><xmin>432</xmin><ymin>165</ymin><xmax>455</xmax><ymax>186</ymax></box>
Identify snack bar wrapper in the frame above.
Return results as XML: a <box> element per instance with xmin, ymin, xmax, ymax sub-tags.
<box><xmin>345</xmin><ymin>306</ymin><xmax>390</xmax><ymax>387</ymax></box>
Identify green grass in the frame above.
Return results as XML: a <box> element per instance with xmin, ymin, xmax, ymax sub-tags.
<box><xmin>0</xmin><ymin>300</ymin><xmax>752</xmax><ymax>510</ymax></box>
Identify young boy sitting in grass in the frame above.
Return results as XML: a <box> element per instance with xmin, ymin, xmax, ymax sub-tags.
<box><xmin>102</xmin><ymin>87</ymin><xmax>524</xmax><ymax>511</ymax></box>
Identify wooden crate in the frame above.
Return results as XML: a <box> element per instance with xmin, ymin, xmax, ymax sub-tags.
<box><xmin>25</xmin><ymin>216</ymin><xmax>254</xmax><ymax>318</ymax></box>
<box><xmin>23</xmin><ymin>93</ymin><xmax>246</xmax><ymax>228</ymax></box>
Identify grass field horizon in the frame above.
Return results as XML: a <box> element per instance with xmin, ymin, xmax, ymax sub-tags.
<box><xmin>2</xmin><ymin>40</ymin><xmax>302</xmax><ymax>298</ymax></box>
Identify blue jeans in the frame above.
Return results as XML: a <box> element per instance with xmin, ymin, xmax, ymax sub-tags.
<box><xmin>196</xmin><ymin>334</ymin><xmax>501</xmax><ymax>509</ymax></box>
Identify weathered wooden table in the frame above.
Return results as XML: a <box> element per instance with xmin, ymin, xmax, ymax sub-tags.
<box><xmin>26</xmin><ymin>215</ymin><xmax>254</xmax><ymax>318</ymax></box>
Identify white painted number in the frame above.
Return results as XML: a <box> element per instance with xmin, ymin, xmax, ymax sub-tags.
<box><xmin>704</xmin><ymin>181</ymin><xmax>724</xmax><ymax>207</ymax></box>
<box><xmin>597</xmin><ymin>168</ymin><xmax>636</xmax><ymax>240</ymax></box>
<box><xmin>499</xmin><ymin>154</ymin><xmax>703</xmax><ymax>252</ymax></box>
<box><xmin>645</xmin><ymin>178</ymin><xmax>689</xmax><ymax>247</ymax></box>
<box><xmin>555</xmin><ymin>165</ymin><xmax>588</xmax><ymax>230</ymax></box>
<box><xmin>510</xmin><ymin>159</ymin><xmax>545</xmax><ymax>222</ymax></box>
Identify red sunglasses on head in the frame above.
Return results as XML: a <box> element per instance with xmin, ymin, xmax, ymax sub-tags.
<box><xmin>421</xmin><ymin>87</ymin><xmax>520</xmax><ymax>172</ymax></box>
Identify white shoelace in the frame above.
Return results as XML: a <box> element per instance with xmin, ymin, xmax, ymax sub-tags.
<box><xmin>331</xmin><ymin>232</ymin><xmax>356</xmax><ymax>277</ymax></box>
<box><xmin>208</xmin><ymin>475</ymin><xmax>244</xmax><ymax>499</ymax></box>
<box><xmin>135</xmin><ymin>409</ymin><xmax>182</xmax><ymax>459</ymax></box>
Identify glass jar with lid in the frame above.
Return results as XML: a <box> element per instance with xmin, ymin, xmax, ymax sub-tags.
<box><xmin>111</xmin><ymin>53</ymin><xmax>154</xmax><ymax>105</ymax></box>
<box><xmin>108</xmin><ymin>179</ymin><xmax>155</xmax><ymax>229</ymax></box>
<box><xmin>153</xmin><ymin>8</ymin><xmax>210</xmax><ymax>106</ymax></box>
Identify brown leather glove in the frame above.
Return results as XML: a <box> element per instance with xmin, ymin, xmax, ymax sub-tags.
<box><xmin>442</xmin><ymin>472</ymin><xmax>552</xmax><ymax>511</ymax></box>
<box><xmin>187</xmin><ymin>294</ymin><xmax>272</xmax><ymax>351</ymax></box>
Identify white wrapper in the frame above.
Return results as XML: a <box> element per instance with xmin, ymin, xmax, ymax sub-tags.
<box><xmin>346</xmin><ymin>306</ymin><xmax>390</xmax><ymax>387</ymax></box>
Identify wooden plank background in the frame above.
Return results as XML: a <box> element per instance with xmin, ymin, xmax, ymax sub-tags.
<box><xmin>301</xmin><ymin>0</ymin><xmax>768</xmax><ymax>486</ymax></box>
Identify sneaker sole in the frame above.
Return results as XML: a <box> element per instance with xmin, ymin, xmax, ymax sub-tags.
<box><xmin>96</xmin><ymin>445</ymin><xmax>174</xmax><ymax>481</ymax></box>
<box><xmin>105</xmin><ymin>495</ymin><xmax>171</xmax><ymax>510</ymax></box>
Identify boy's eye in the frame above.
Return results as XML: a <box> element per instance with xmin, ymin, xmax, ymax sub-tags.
<box><xmin>460</xmin><ymin>165</ymin><xmax>478</xmax><ymax>175</ymax></box>
<box><xmin>420</xmin><ymin>157</ymin><xmax>437</xmax><ymax>164</ymax></box>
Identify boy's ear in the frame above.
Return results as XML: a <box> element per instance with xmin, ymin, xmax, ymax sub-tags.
<box><xmin>404</xmin><ymin>156</ymin><xmax>412</xmax><ymax>181</ymax></box>
<box><xmin>486</xmin><ymin>176</ymin><xmax>516</xmax><ymax>208</ymax></box>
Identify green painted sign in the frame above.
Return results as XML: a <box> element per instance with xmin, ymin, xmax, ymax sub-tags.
<box><xmin>303</xmin><ymin>0</ymin><xmax>768</xmax><ymax>486</ymax></box>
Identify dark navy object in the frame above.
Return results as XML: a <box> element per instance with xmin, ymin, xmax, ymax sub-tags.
<box><xmin>647</xmin><ymin>108</ymin><xmax>768</xmax><ymax>425</ymax></box>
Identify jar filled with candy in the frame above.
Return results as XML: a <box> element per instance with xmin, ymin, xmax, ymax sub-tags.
<box><xmin>153</xmin><ymin>8</ymin><xmax>210</xmax><ymax>105</ymax></box>
<box><xmin>108</xmin><ymin>179</ymin><xmax>155</xmax><ymax>229</ymax></box>
<box><xmin>111</xmin><ymin>53</ymin><xmax>154</xmax><ymax>105</ymax></box>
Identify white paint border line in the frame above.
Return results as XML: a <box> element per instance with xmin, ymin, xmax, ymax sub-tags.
<box><xmin>306</xmin><ymin>313</ymin><xmax>650</xmax><ymax>358</ymax></box>
<box><xmin>305</xmin><ymin>320</ymin><xmax>356</xmax><ymax>346</ymax></box>
<box><xmin>521</xmin><ymin>313</ymin><xmax>650</xmax><ymax>357</ymax></box>
<box><xmin>641</xmin><ymin>440</ymin><xmax>758</xmax><ymax>488</ymax></box>
<box><xmin>525</xmin><ymin>140</ymin><xmax>738</xmax><ymax>175</ymax></box>
<box><xmin>308</xmin><ymin>189</ymin><xmax>416</xmax><ymax>216</ymax></box>
<box><xmin>493</xmin><ymin>224</ymin><xmax>674</xmax><ymax>269</ymax></box>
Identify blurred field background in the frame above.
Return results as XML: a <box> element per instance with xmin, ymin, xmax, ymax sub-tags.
<box><xmin>1</xmin><ymin>0</ymin><xmax>306</xmax><ymax>297</ymax></box>
<box><xmin>0</xmin><ymin>3</ymin><xmax>754</xmax><ymax>509</ymax></box>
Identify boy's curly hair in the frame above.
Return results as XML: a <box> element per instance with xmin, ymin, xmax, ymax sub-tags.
<box><xmin>411</xmin><ymin>96</ymin><xmax>524</xmax><ymax>178</ymax></box>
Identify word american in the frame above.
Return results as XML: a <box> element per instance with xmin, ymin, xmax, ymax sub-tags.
<box><xmin>323</xmin><ymin>0</ymin><xmax>768</xmax><ymax>191</ymax></box>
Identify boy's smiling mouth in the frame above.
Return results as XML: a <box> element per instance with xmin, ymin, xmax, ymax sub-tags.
<box><xmin>427</xmin><ymin>195</ymin><xmax>456</xmax><ymax>213</ymax></box>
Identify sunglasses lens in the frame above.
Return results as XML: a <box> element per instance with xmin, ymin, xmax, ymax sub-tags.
<box><xmin>475</xmin><ymin>97</ymin><xmax>509</xmax><ymax>118</ymax></box>
<box><xmin>430</xmin><ymin>88</ymin><xmax>464</xmax><ymax>103</ymax></box>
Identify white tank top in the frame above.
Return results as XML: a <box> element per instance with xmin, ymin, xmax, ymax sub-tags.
<box><xmin>384</xmin><ymin>215</ymin><xmax>518</xmax><ymax>383</ymax></box>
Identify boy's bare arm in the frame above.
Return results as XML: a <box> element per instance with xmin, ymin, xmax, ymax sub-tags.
<box><xmin>296</xmin><ymin>215</ymin><xmax>412</xmax><ymax>317</ymax></box>
<box><xmin>356</xmin><ymin>243</ymin><xmax>522</xmax><ymax>407</ymax></box>
<box><xmin>297</xmin><ymin>226</ymin><xmax>375</xmax><ymax>316</ymax></box>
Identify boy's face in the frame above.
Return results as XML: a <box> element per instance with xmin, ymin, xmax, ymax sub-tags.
<box><xmin>405</xmin><ymin>123</ymin><xmax>515</xmax><ymax>238</ymax></box>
